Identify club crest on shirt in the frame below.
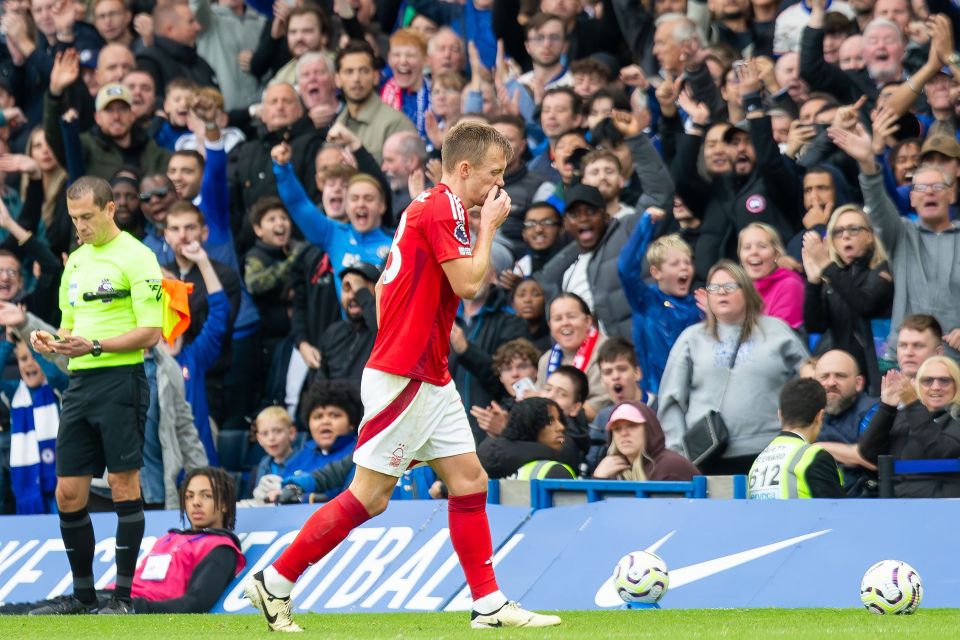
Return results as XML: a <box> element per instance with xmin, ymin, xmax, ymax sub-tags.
<box><xmin>453</xmin><ymin>221</ymin><xmax>470</xmax><ymax>245</ymax></box>
<box><xmin>745</xmin><ymin>194</ymin><xmax>766</xmax><ymax>214</ymax></box>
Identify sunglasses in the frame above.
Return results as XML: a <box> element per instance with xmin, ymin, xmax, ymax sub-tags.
<box><xmin>919</xmin><ymin>376</ymin><xmax>954</xmax><ymax>388</ymax></box>
<box><xmin>139</xmin><ymin>187</ymin><xmax>170</xmax><ymax>202</ymax></box>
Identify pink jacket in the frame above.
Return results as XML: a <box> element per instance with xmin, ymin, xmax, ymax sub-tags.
<box><xmin>754</xmin><ymin>267</ymin><xmax>805</xmax><ymax>328</ymax></box>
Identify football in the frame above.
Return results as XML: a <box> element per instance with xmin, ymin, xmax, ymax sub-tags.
<box><xmin>612</xmin><ymin>551</ymin><xmax>670</xmax><ymax>605</ymax></box>
<box><xmin>860</xmin><ymin>559</ymin><xmax>924</xmax><ymax>615</ymax></box>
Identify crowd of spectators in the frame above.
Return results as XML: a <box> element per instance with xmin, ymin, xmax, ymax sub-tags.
<box><xmin>2</xmin><ymin>0</ymin><xmax>960</xmax><ymax>518</ymax></box>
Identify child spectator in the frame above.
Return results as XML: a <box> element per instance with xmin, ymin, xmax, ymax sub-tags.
<box><xmin>470</xmin><ymin>338</ymin><xmax>541</xmax><ymax>438</ymax></box>
<box><xmin>156</xmin><ymin>79</ymin><xmax>197</xmax><ymax>151</ymax></box>
<box><xmin>275</xmin><ymin>380</ymin><xmax>362</xmax><ymax>501</ymax></box>
<box><xmin>618</xmin><ymin>210</ymin><xmax>701</xmax><ymax>396</ymax></box>
<box><xmin>250</xmin><ymin>406</ymin><xmax>300</xmax><ymax>494</ymax></box>
<box><xmin>319</xmin><ymin>165</ymin><xmax>356</xmax><ymax>222</ymax></box>
<box><xmin>244</xmin><ymin>196</ymin><xmax>304</xmax><ymax>365</ymax></box>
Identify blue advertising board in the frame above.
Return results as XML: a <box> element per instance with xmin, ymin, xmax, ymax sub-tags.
<box><xmin>0</xmin><ymin>499</ymin><xmax>956</xmax><ymax>611</ymax></box>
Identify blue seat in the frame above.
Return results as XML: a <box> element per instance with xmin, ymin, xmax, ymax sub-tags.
<box><xmin>218</xmin><ymin>430</ymin><xmax>249</xmax><ymax>472</ymax></box>
<box><xmin>877</xmin><ymin>455</ymin><xmax>960</xmax><ymax>497</ymax></box>
<box><xmin>245</xmin><ymin>441</ymin><xmax>268</xmax><ymax>468</ymax></box>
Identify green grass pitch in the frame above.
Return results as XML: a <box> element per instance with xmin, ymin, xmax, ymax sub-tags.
<box><xmin>2</xmin><ymin>609</ymin><xmax>960</xmax><ymax>639</ymax></box>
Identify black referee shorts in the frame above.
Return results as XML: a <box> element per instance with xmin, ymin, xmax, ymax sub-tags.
<box><xmin>56</xmin><ymin>364</ymin><xmax>148</xmax><ymax>478</ymax></box>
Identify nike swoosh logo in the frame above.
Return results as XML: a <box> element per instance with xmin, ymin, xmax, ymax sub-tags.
<box><xmin>265</xmin><ymin>607</ymin><xmax>279</xmax><ymax>625</ymax></box>
<box><xmin>594</xmin><ymin>529</ymin><xmax>832</xmax><ymax>607</ymax></box>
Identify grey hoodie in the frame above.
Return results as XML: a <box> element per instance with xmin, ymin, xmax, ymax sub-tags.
<box><xmin>860</xmin><ymin>171</ymin><xmax>960</xmax><ymax>357</ymax></box>
<box><xmin>657</xmin><ymin>317</ymin><xmax>808</xmax><ymax>458</ymax></box>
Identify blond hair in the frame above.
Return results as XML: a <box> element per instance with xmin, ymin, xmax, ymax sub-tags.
<box><xmin>347</xmin><ymin>173</ymin><xmax>385</xmax><ymax>200</ymax></box>
<box><xmin>646</xmin><ymin>233</ymin><xmax>692</xmax><ymax>270</ymax></box>
<box><xmin>253</xmin><ymin>406</ymin><xmax>293</xmax><ymax>433</ymax></box>
<box><xmin>441</xmin><ymin>121</ymin><xmax>513</xmax><ymax>173</ymax></box>
<box><xmin>737</xmin><ymin>222</ymin><xmax>786</xmax><ymax>262</ymax></box>
<box><xmin>825</xmin><ymin>204</ymin><xmax>889</xmax><ymax>269</ymax></box>
<box><xmin>915</xmin><ymin>356</ymin><xmax>960</xmax><ymax>413</ymax></box>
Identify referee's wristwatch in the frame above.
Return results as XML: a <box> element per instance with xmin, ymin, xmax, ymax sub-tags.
<box><xmin>91</xmin><ymin>340</ymin><xmax>102</xmax><ymax>358</ymax></box>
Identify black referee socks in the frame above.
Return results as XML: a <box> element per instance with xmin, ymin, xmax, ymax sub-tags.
<box><xmin>113</xmin><ymin>499</ymin><xmax>145</xmax><ymax>602</ymax></box>
<box><xmin>59</xmin><ymin>508</ymin><xmax>97</xmax><ymax>606</ymax></box>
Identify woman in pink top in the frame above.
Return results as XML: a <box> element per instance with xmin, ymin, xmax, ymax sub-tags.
<box><xmin>738</xmin><ymin>223</ymin><xmax>805</xmax><ymax>328</ymax></box>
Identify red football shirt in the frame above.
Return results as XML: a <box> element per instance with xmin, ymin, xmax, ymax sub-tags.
<box><xmin>366</xmin><ymin>183</ymin><xmax>473</xmax><ymax>385</ymax></box>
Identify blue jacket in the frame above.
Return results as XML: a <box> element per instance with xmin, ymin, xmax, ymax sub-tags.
<box><xmin>618</xmin><ymin>212</ymin><xmax>701</xmax><ymax>395</ymax></box>
<box><xmin>199</xmin><ymin>138</ymin><xmax>260</xmax><ymax>337</ymax></box>
<box><xmin>284</xmin><ymin>433</ymin><xmax>356</xmax><ymax>478</ymax></box>
<box><xmin>174</xmin><ymin>290</ymin><xmax>229</xmax><ymax>464</ymax></box>
<box><xmin>274</xmin><ymin>161</ymin><xmax>392</xmax><ymax>298</ymax></box>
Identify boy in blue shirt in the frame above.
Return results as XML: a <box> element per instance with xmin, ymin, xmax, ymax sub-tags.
<box><xmin>617</xmin><ymin>209</ymin><xmax>701</xmax><ymax>396</ymax></box>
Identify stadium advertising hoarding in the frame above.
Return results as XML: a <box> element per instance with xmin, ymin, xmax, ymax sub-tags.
<box><xmin>0</xmin><ymin>499</ymin><xmax>955</xmax><ymax>611</ymax></box>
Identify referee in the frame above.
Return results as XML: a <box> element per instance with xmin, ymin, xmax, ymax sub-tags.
<box><xmin>30</xmin><ymin>176</ymin><xmax>163</xmax><ymax>615</ymax></box>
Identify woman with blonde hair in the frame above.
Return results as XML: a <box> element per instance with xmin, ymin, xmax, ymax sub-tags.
<box><xmin>658</xmin><ymin>261</ymin><xmax>808</xmax><ymax>474</ymax></box>
<box><xmin>593</xmin><ymin>402</ymin><xmax>699</xmax><ymax>481</ymax></box>
<box><xmin>802</xmin><ymin>205</ymin><xmax>893</xmax><ymax>394</ymax></box>
<box><xmin>738</xmin><ymin>222</ymin><xmax>805</xmax><ymax>328</ymax></box>
<box><xmin>859</xmin><ymin>356</ymin><xmax>960</xmax><ymax>497</ymax></box>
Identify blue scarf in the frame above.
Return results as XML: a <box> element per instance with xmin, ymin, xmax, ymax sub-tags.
<box><xmin>9</xmin><ymin>382</ymin><xmax>59</xmax><ymax>514</ymax></box>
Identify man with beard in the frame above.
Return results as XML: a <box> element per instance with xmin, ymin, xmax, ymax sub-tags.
<box><xmin>698</xmin><ymin>0</ymin><xmax>774</xmax><ymax>58</ymax></box>
<box><xmin>137</xmin><ymin>2</ymin><xmax>218</xmax><ymax>99</ymax></box>
<box><xmin>110</xmin><ymin>172</ymin><xmax>145</xmax><ymax>238</ymax></box>
<box><xmin>518</xmin><ymin>13</ymin><xmax>572</xmax><ymax>95</ymax></box>
<box><xmin>380</xmin><ymin>131</ymin><xmax>428</xmax><ymax>220</ymax></box>
<box><xmin>271</xmin><ymin>5</ymin><xmax>330</xmax><ymax>86</ymax></box>
<box><xmin>675</xmin><ymin>64</ymin><xmax>802</xmax><ymax>280</ymax></box>
<box><xmin>814</xmin><ymin>349</ymin><xmax>879</xmax><ymax>491</ymax></box>
<box><xmin>296</xmin><ymin>52</ymin><xmax>340</xmax><ymax>129</ymax></box>
<box><xmin>316</xmin><ymin>262</ymin><xmax>380</xmax><ymax>389</ymax></box>
<box><xmin>535</xmin><ymin>184</ymin><xmax>640</xmax><ymax>340</ymax></box>
<box><xmin>333</xmin><ymin>40</ymin><xmax>416</xmax><ymax>164</ymax></box>
<box><xmin>123</xmin><ymin>70</ymin><xmax>162</xmax><ymax>136</ymax></box>
<box><xmin>45</xmin><ymin>54</ymin><xmax>170</xmax><ymax>179</ymax></box>
<box><xmin>581</xmin><ymin>150</ymin><xmax>633</xmax><ymax>219</ymax></box>
<box><xmin>801</xmin><ymin>0</ymin><xmax>904</xmax><ymax>106</ymax></box>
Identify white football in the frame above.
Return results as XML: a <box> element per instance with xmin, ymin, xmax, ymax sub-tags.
<box><xmin>860</xmin><ymin>559</ymin><xmax>923</xmax><ymax>615</ymax></box>
<box><xmin>612</xmin><ymin>550</ymin><xmax>670</xmax><ymax>604</ymax></box>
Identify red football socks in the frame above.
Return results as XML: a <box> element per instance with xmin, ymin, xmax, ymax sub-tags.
<box><xmin>273</xmin><ymin>489</ymin><xmax>372</xmax><ymax>582</ymax></box>
<box><xmin>448</xmin><ymin>491</ymin><xmax>499</xmax><ymax>599</ymax></box>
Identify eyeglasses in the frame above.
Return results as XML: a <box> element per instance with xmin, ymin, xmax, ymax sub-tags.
<box><xmin>0</xmin><ymin>268</ymin><xmax>20</xmax><ymax>278</ymax></box>
<box><xmin>139</xmin><ymin>187</ymin><xmax>170</xmax><ymax>202</ymax></box>
<box><xmin>705</xmin><ymin>282</ymin><xmax>741</xmax><ymax>294</ymax></box>
<box><xmin>830</xmin><ymin>225</ymin><xmax>869</xmax><ymax>238</ymax></box>
<box><xmin>912</xmin><ymin>182</ymin><xmax>951</xmax><ymax>193</ymax></box>
<box><xmin>919</xmin><ymin>376</ymin><xmax>955</xmax><ymax>388</ymax></box>
<box><xmin>523</xmin><ymin>219</ymin><xmax>561</xmax><ymax>229</ymax></box>
<box><xmin>528</xmin><ymin>34</ymin><xmax>564</xmax><ymax>44</ymax></box>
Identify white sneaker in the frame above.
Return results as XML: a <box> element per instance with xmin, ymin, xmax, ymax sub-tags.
<box><xmin>244</xmin><ymin>570</ymin><xmax>304</xmax><ymax>633</ymax></box>
<box><xmin>470</xmin><ymin>601</ymin><xmax>562</xmax><ymax>629</ymax></box>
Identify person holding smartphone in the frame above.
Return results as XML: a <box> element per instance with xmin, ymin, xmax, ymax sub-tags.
<box><xmin>29</xmin><ymin>176</ymin><xmax>163</xmax><ymax>615</ymax></box>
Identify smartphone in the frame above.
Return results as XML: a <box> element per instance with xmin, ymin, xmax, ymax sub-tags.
<box><xmin>512</xmin><ymin>377</ymin><xmax>536</xmax><ymax>400</ymax></box>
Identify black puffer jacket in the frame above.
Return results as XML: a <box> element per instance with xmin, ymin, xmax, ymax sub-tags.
<box><xmin>859</xmin><ymin>402</ymin><xmax>960</xmax><ymax>498</ymax></box>
<box><xmin>804</xmin><ymin>253</ymin><xmax>893</xmax><ymax>396</ymax></box>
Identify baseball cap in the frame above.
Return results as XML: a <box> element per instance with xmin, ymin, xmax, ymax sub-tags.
<box><xmin>95</xmin><ymin>83</ymin><xmax>133</xmax><ymax>112</ymax></box>
<box><xmin>78</xmin><ymin>48</ymin><xmax>98</xmax><ymax>70</ymax></box>
<box><xmin>722</xmin><ymin>120</ymin><xmax>751</xmax><ymax>143</ymax></box>
<box><xmin>564</xmin><ymin>183</ymin><xmax>605</xmax><ymax>212</ymax></box>
<box><xmin>920</xmin><ymin>134</ymin><xmax>960</xmax><ymax>160</ymax></box>
<box><xmin>606</xmin><ymin>403</ymin><xmax>647</xmax><ymax>430</ymax></box>
<box><xmin>339</xmin><ymin>262</ymin><xmax>381</xmax><ymax>283</ymax></box>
